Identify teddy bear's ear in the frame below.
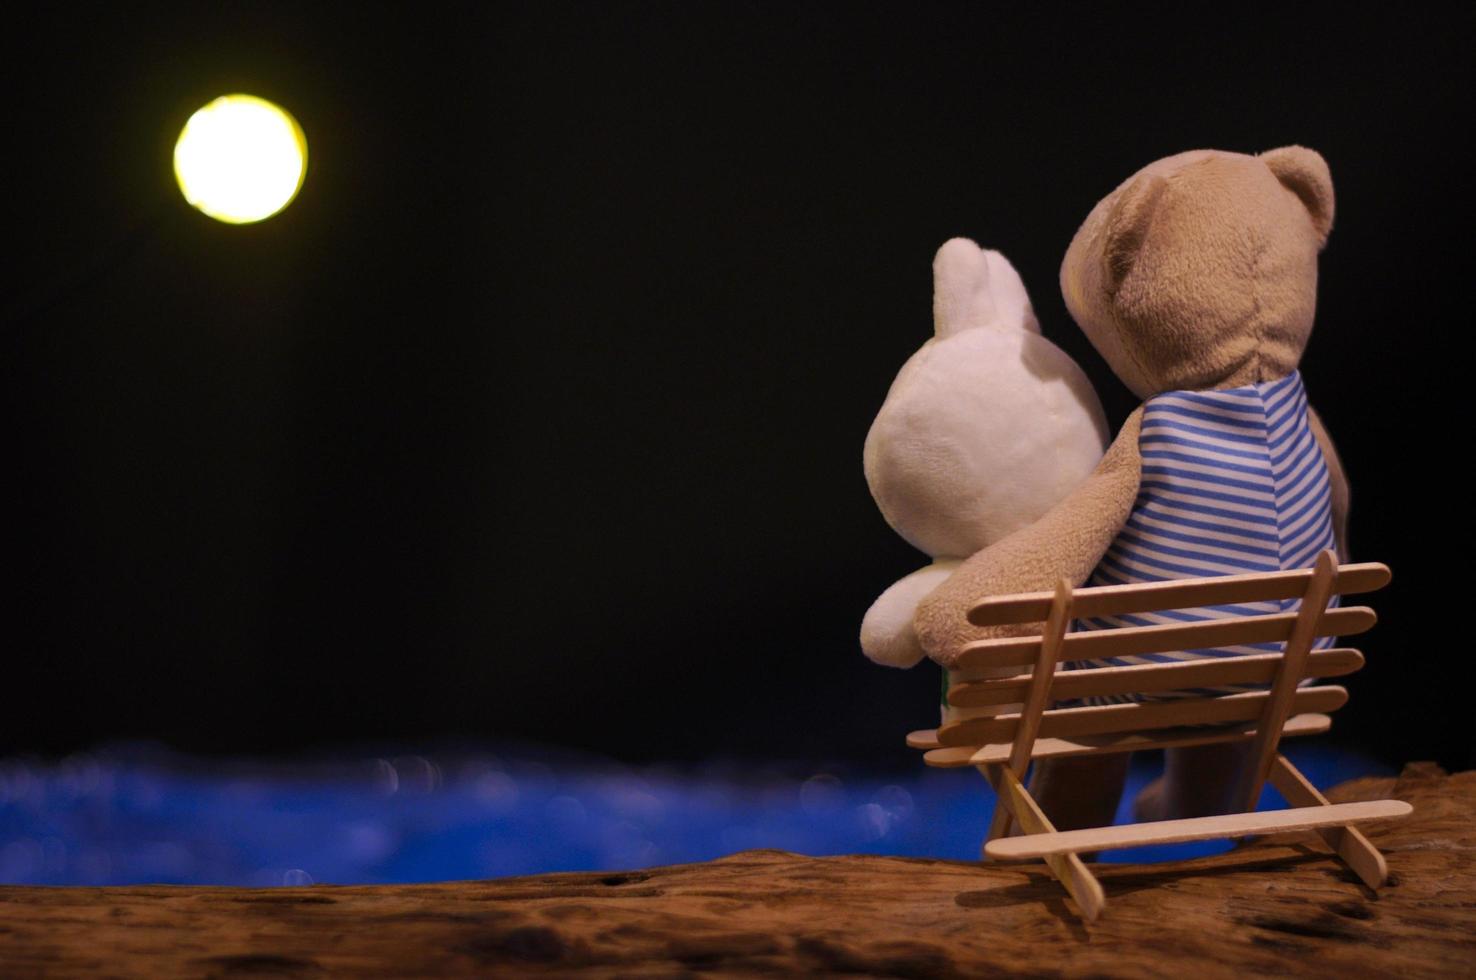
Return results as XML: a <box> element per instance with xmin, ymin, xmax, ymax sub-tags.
<box><xmin>932</xmin><ymin>237</ymin><xmax>998</xmax><ymax>337</ymax></box>
<box><xmin>1260</xmin><ymin>146</ymin><xmax>1335</xmax><ymax>247</ymax></box>
<box><xmin>1102</xmin><ymin>173</ymin><xmax>1169</xmax><ymax>294</ymax></box>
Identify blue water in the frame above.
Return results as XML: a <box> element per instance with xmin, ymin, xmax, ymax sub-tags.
<box><xmin>0</xmin><ymin>743</ymin><xmax>1389</xmax><ymax>886</ymax></box>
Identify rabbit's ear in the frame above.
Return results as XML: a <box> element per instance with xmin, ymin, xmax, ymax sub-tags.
<box><xmin>981</xmin><ymin>249</ymin><xmax>1041</xmax><ymax>334</ymax></box>
<box><xmin>932</xmin><ymin>238</ymin><xmax>997</xmax><ymax>338</ymax></box>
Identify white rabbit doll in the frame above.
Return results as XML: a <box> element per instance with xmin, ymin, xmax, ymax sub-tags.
<box><xmin>862</xmin><ymin>238</ymin><xmax>1108</xmax><ymax>668</ymax></box>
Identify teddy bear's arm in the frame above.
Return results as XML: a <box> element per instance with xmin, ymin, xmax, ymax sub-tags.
<box><xmin>1305</xmin><ymin>405</ymin><xmax>1351</xmax><ymax>560</ymax></box>
<box><xmin>912</xmin><ymin>407</ymin><xmax>1144</xmax><ymax>666</ymax></box>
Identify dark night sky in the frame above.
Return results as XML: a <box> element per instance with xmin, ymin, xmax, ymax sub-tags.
<box><xmin>5</xmin><ymin>3</ymin><xmax>1472</xmax><ymax>771</ymax></box>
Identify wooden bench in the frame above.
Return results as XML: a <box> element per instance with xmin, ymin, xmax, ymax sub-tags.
<box><xmin>905</xmin><ymin>549</ymin><xmax>1410</xmax><ymax>921</ymax></box>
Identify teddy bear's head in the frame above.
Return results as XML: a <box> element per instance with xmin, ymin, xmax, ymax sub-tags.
<box><xmin>1059</xmin><ymin>147</ymin><xmax>1335</xmax><ymax>398</ymax></box>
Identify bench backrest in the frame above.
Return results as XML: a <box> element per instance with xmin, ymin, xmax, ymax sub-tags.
<box><xmin>931</xmin><ymin>552</ymin><xmax>1390</xmax><ymax>794</ymax></box>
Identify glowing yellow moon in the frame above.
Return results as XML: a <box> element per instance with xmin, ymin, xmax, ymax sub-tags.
<box><xmin>173</xmin><ymin>95</ymin><xmax>307</xmax><ymax>224</ymax></box>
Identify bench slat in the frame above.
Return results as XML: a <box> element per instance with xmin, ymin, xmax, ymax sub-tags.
<box><xmin>968</xmin><ymin>562</ymin><xmax>1390</xmax><ymax>627</ymax></box>
<box><xmin>947</xmin><ymin>648</ymin><xmax>1363</xmax><ymax>707</ymax></box>
<box><xmin>983</xmin><ymin>799</ymin><xmax>1412</xmax><ymax>860</ymax></box>
<box><xmin>906</xmin><ymin>729</ymin><xmax>941</xmax><ymax>750</ymax></box>
<box><xmin>921</xmin><ymin>713</ymin><xmax>1331</xmax><ymax>768</ymax></box>
<box><xmin>954</xmin><ymin>606</ymin><xmax>1374</xmax><ymax>671</ymax></box>
<box><xmin>936</xmin><ymin>686</ymin><xmax>1347</xmax><ymax>747</ymax></box>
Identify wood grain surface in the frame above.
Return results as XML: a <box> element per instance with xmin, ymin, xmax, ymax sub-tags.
<box><xmin>1</xmin><ymin>763</ymin><xmax>1471</xmax><ymax>978</ymax></box>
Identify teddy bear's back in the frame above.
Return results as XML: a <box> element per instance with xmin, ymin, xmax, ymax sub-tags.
<box><xmin>864</xmin><ymin>327</ymin><xmax>1108</xmax><ymax>559</ymax></box>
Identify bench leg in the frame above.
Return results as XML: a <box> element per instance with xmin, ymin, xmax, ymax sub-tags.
<box><xmin>981</xmin><ymin>755</ymin><xmax>1131</xmax><ymax>861</ymax></box>
<box><xmin>995</xmin><ymin>767</ymin><xmax>1106</xmax><ymax>921</ymax></box>
<box><xmin>1269</xmin><ymin>754</ymin><xmax>1391</xmax><ymax>889</ymax></box>
<box><xmin>979</xmin><ymin>764</ymin><xmax>1016</xmax><ymax>851</ymax></box>
<box><xmin>1029</xmin><ymin>752</ymin><xmax>1131</xmax><ymax>831</ymax></box>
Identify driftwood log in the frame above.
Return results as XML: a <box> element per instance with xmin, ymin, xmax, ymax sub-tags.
<box><xmin>1</xmin><ymin>763</ymin><xmax>1471</xmax><ymax>978</ymax></box>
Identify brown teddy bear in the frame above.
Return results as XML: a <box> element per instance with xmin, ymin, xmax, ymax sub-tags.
<box><xmin>913</xmin><ymin>147</ymin><xmax>1348</xmax><ymax>831</ymax></box>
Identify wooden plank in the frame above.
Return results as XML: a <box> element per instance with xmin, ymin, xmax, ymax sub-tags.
<box><xmin>1236</xmin><ymin>551</ymin><xmax>1338</xmax><ymax>812</ymax></box>
<box><xmin>985</xmin><ymin>799</ymin><xmax>1413</xmax><ymax>860</ymax></box>
<box><xmin>921</xmin><ymin>745</ymin><xmax>987</xmax><ymax>767</ymax></box>
<box><xmin>936</xmin><ymin>686</ymin><xmax>1347</xmax><ymax>748</ymax></box>
<box><xmin>967</xmin><ymin>713</ymin><xmax>1332</xmax><ymax>765</ymax></box>
<box><xmin>978</xmin><ymin>764</ymin><xmax>1011</xmax><ymax>852</ymax></box>
<box><xmin>947</xmin><ymin>648</ymin><xmax>1364</xmax><ymax>708</ymax></box>
<box><xmin>987</xmin><ymin>578</ymin><xmax>1071</xmax><ymax>844</ymax></box>
<box><xmin>968</xmin><ymin>562</ymin><xmax>1391</xmax><ymax>627</ymax></box>
<box><xmin>993</xmin><ymin>767</ymin><xmax>1105</xmax><ymax>921</ymax></box>
<box><xmin>905</xmin><ymin>729</ymin><xmax>941</xmax><ymax>750</ymax></box>
<box><xmin>922</xmin><ymin>713</ymin><xmax>1331</xmax><ymax>769</ymax></box>
<box><xmin>954</xmin><ymin>605</ymin><xmax>1374</xmax><ymax>672</ymax></box>
<box><xmin>1270</xmin><ymin>754</ymin><xmax>1391</xmax><ymax>889</ymax></box>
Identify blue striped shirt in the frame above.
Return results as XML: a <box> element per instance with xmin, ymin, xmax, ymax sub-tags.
<box><xmin>1068</xmin><ymin>370</ymin><xmax>1338</xmax><ymax>704</ymax></box>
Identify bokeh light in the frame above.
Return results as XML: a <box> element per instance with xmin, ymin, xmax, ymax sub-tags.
<box><xmin>0</xmin><ymin>744</ymin><xmax>1388</xmax><ymax>885</ymax></box>
<box><xmin>173</xmin><ymin>94</ymin><xmax>307</xmax><ymax>224</ymax></box>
